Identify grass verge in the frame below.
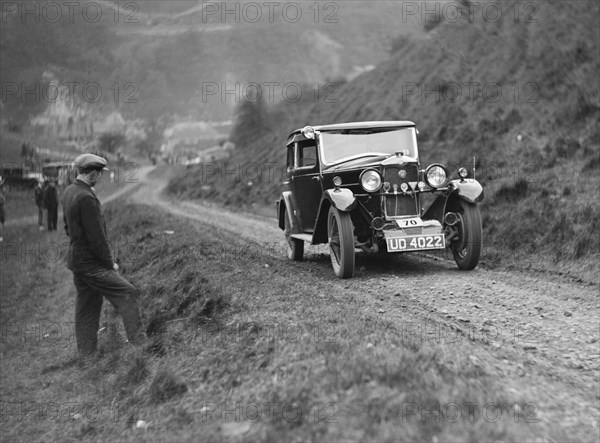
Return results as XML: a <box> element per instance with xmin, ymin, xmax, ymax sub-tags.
<box><xmin>1</xmin><ymin>201</ymin><xmax>567</xmax><ymax>442</ymax></box>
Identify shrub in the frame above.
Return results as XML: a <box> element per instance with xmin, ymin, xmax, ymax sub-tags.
<box><xmin>494</xmin><ymin>178</ymin><xmax>529</xmax><ymax>202</ymax></box>
<box><xmin>582</xmin><ymin>154</ymin><xmax>600</xmax><ymax>172</ymax></box>
<box><xmin>148</xmin><ymin>369</ymin><xmax>188</xmax><ymax>404</ymax></box>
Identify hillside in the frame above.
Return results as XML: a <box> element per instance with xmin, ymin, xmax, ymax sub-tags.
<box><xmin>168</xmin><ymin>0</ymin><xmax>600</xmax><ymax>280</ymax></box>
<box><xmin>0</xmin><ymin>1</ymin><xmax>422</xmax><ymax>124</ymax></box>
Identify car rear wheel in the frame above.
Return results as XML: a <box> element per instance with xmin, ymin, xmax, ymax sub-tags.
<box><xmin>450</xmin><ymin>199</ymin><xmax>482</xmax><ymax>270</ymax></box>
<box><xmin>328</xmin><ymin>206</ymin><xmax>355</xmax><ymax>278</ymax></box>
<box><xmin>284</xmin><ymin>208</ymin><xmax>304</xmax><ymax>261</ymax></box>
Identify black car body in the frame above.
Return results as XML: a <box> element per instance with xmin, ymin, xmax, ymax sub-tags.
<box><xmin>276</xmin><ymin>121</ymin><xmax>484</xmax><ymax>278</ymax></box>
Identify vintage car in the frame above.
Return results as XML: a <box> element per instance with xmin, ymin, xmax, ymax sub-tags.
<box><xmin>276</xmin><ymin>121</ymin><xmax>484</xmax><ymax>278</ymax></box>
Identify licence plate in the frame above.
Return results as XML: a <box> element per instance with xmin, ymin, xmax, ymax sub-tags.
<box><xmin>386</xmin><ymin>234</ymin><xmax>445</xmax><ymax>252</ymax></box>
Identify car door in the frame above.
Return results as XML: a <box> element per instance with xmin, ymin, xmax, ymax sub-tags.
<box><xmin>288</xmin><ymin>141</ymin><xmax>322</xmax><ymax>233</ymax></box>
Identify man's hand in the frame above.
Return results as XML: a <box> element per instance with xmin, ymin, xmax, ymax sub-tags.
<box><xmin>113</xmin><ymin>262</ymin><xmax>119</xmax><ymax>272</ymax></box>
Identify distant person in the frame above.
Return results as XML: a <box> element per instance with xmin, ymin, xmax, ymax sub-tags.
<box><xmin>43</xmin><ymin>180</ymin><xmax>59</xmax><ymax>231</ymax></box>
<box><xmin>0</xmin><ymin>179</ymin><xmax>5</xmax><ymax>240</ymax></box>
<box><xmin>62</xmin><ymin>153</ymin><xmax>145</xmax><ymax>357</ymax></box>
<box><xmin>34</xmin><ymin>180</ymin><xmax>45</xmax><ymax>230</ymax></box>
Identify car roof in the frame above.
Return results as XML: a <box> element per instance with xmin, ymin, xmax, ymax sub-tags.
<box><xmin>312</xmin><ymin>121</ymin><xmax>415</xmax><ymax>131</ymax></box>
<box><xmin>292</xmin><ymin>120</ymin><xmax>415</xmax><ymax>133</ymax></box>
<box><xmin>287</xmin><ymin>121</ymin><xmax>416</xmax><ymax>144</ymax></box>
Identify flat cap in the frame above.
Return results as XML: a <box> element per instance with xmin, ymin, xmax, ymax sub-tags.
<box><xmin>74</xmin><ymin>153</ymin><xmax>109</xmax><ymax>172</ymax></box>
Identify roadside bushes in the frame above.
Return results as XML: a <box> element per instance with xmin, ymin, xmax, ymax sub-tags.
<box><xmin>582</xmin><ymin>153</ymin><xmax>600</xmax><ymax>172</ymax></box>
<box><xmin>148</xmin><ymin>369</ymin><xmax>188</xmax><ymax>404</ymax></box>
<box><xmin>484</xmin><ymin>174</ymin><xmax>600</xmax><ymax>266</ymax></box>
<box><xmin>493</xmin><ymin>178</ymin><xmax>529</xmax><ymax>202</ymax></box>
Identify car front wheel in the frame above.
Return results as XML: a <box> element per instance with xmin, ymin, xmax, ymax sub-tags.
<box><xmin>327</xmin><ymin>206</ymin><xmax>355</xmax><ymax>278</ymax></box>
<box><xmin>284</xmin><ymin>207</ymin><xmax>304</xmax><ymax>261</ymax></box>
<box><xmin>450</xmin><ymin>199</ymin><xmax>482</xmax><ymax>270</ymax></box>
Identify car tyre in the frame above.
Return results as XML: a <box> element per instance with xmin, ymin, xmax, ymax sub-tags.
<box><xmin>284</xmin><ymin>208</ymin><xmax>304</xmax><ymax>261</ymax></box>
<box><xmin>327</xmin><ymin>206</ymin><xmax>355</xmax><ymax>278</ymax></box>
<box><xmin>450</xmin><ymin>199</ymin><xmax>482</xmax><ymax>270</ymax></box>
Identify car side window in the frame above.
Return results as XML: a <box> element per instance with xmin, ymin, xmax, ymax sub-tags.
<box><xmin>287</xmin><ymin>145</ymin><xmax>294</xmax><ymax>169</ymax></box>
<box><xmin>298</xmin><ymin>144</ymin><xmax>317</xmax><ymax>168</ymax></box>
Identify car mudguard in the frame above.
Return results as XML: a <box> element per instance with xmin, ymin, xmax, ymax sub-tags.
<box><xmin>448</xmin><ymin>179</ymin><xmax>484</xmax><ymax>204</ymax></box>
<box><xmin>277</xmin><ymin>191</ymin><xmax>303</xmax><ymax>234</ymax></box>
<box><xmin>324</xmin><ymin>188</ymin><xmax>357</xmax><ymax>212</ymax></box>
<box><xmin>311</xmin><ymin>188</ymin><xmax>357</xmax><ymax>245</ymax></box>
<box><xmin>422</xmin><ymin>179</ymin><xmax>484</xmax><ymax>222</ymax></box>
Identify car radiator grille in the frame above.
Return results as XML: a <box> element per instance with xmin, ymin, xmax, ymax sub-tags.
<box><xmin>382</xmin><ymin>164</ymin><xmax>419</xmax><ymax>217</ymax></box>
<box><xmin>383</xmin><ymin>195</ymin><xmax>418</xmax><ymax>217</ymax></box>
<box><xmin>383</xmin><ymin>164</ymin><xmax>419</xmax><ymax>183</ymax></box>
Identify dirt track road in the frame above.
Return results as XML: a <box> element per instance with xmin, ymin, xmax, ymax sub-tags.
<box><xmin>130</xmin><ymin>166</ymin><xmax>600</xmax><ymax>440</ymax></box>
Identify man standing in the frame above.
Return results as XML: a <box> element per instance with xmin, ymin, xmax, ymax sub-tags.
<box><xmin>0</xmin><ymin>179</ymin><xmax>5</xmax><ymax>241</ymax></box>
<box><xmin>44</xmin><ymin>181</ymin><xmax>59</xmax><ymax>231</ymax></box>
<box><xmin>62</xmin><ymin>153</ymin><xmax>145</xmax><ymax>356</ymax></box>
<box><xmin>34</xmin><ymin>180</ymin><xmax>45</xmax><ymax>230</ymax></box>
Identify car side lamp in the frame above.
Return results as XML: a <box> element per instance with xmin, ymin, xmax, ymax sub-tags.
<box><xmin>302</xmin><ymin>126</ymin><xmax>315</xmax><ymax>139</ymax></box>
<box><xmin>333</xmin><ymin>175</ymin><xmax>342</xmax><ymax>192</ymax></box>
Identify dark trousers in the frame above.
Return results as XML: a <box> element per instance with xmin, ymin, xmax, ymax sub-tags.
<box><xmin>73</xmin><ymin>268</ymin><xmax>144</xmax><ymax>355</ymax></box>
<box><xmin>37</xmin><ymin>206</ymin><xmax>44</xmax><ymax>226</ymax></box>
<box><xmin>47</xmin><ymin>206</ymin><xmax>58</xmax><ymax>231</ymax></box>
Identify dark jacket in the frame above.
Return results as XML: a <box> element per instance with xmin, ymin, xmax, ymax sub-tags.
<box><xmin>62</xmin><ymin>179</ymin><xmax>114</xmax><ymax>272</ymax></box>
<box><xmin>34</xmin><ymin>185</ymin><xmax>44</xmax><ymax>206</ymax></box>
<box><xmin>43</xmin><ymin>184</ymin><xmax>58</xmax><ymax>209</ymax></box>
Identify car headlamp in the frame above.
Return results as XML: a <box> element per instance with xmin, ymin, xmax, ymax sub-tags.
<box><xmin>458</xmin><ymin>167</ymin><xmax>468</xmax><ymax>179</ymax></box>
<box><xmin>333</xmin><ymin>176</ymin><xmax>342</xmax><ymax>187</ymax></box>
<box><xmin>425</xmin><ymin>164</ymin><xmax>449</xmax><ymax>188</ymax></box>
<box><xmin>360</xmin><ymin>169</ymin><xmax>382</xmax><ymax>192</ymax></box>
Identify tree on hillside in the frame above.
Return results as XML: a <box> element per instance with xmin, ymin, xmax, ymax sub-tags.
<box><xmin>230</xmin><ymin>95</ymin><xmax>268</xmax><ymax>147</ymax></box>
<box><xmin>145</xmin><ymin>116</ymin><xmax>171</xmax><ymax>154</ymax></box>
<box><xmin>98</xmin><ymin>132</ymin><xmax>126</xmax><ymax>154</ymax></box>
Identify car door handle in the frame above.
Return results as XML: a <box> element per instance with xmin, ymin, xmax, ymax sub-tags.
<box><xmin>311</xmin><ymin>176</ymin><xmax>321</xmax><ymax>181</ymax></box>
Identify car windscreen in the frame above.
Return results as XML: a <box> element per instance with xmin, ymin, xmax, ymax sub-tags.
<box><xmin>319</xmin><ymin>127</ymin><xmax>418</xmax><ymax>165</ymax></box>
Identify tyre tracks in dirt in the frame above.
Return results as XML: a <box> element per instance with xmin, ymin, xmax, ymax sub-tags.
<box><xmin>128</xmin><ymin>166</ymin><xmax>600</xmax><ymax>440</ymax></box>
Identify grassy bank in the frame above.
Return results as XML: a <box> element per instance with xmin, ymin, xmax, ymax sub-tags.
<box><xmin>1</xmin><ymin>201</ymin><xmax>566</xmax><ymax>442</ymax></box>
<box><xmin>166</xmin><ymin>0</ymin><xmax>600</xmax><ymax>282</ymax></box>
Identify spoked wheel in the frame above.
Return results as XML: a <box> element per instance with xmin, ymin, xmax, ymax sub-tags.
<box><xmin>284</xmin><ymin>208</ymin><xmax>304</xmax><ymax>261</ymax></box>
<box><xmin>449</xmin><ymin>199</ymin><xmax>482</xmax><ymax>270</ymax></box>
<box><xmin>327</xmin><ymin>206</ymin><xmax>355</xmax><ymax>278</ymax></box>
